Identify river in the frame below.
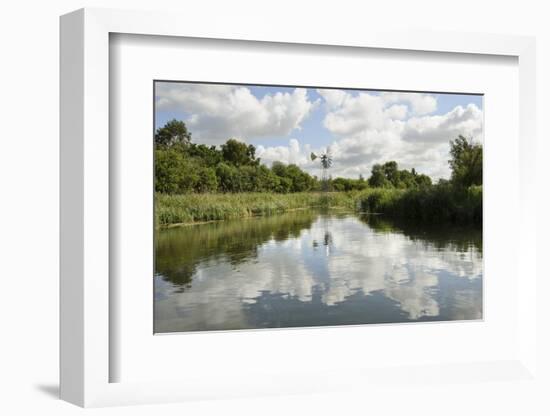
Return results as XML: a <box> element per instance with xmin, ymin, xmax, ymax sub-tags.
<box><xmin>154</xmin><ymin>211</ymin><xmax>482</xmax><ymax>333</ymax></box>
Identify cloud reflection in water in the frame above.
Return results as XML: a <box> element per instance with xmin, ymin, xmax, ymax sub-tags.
<box><xmin>154</xmin><ymin>212</ymin><xmax>482</xmax><ymax>332</ymax></box>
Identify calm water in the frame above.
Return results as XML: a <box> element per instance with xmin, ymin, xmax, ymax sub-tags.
<box><xmin>154</xmin><ymin>211</ymin><xmax>482</xmax><ymax>333</ymax></box>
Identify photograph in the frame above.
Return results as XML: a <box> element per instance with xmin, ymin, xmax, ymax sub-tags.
<box><xmin>153</xmin><ymin>81</ymin><xmax>483</xmax><ymax>333</ymax></box>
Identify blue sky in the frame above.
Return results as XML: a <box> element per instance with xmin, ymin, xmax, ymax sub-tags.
<box><xmin>155</xmin><ymin>82</ymin><xmax>483</xmax><ymax>179</ymax></box>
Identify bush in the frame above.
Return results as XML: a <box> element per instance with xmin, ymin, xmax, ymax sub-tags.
<box><xmin>155</xmin><ymin>148</ymin><xmax>186</xmax><ymax>194</ymax></box>
<box><xmin>358</xmin><ymin>184</ymin><xmax>482</xmax><ymax>225</ymax></box>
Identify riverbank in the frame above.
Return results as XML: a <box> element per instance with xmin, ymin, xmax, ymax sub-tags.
<box><xmin>359</xmin><ymin>185</ymin><xmax>482</xmax><ymax>225</ymax></box>
<box><xmin>155</xmin><ymin>192</ymin><xmax>357</xmax><ymax>226</ymax></box>
<box><xmin>155</xmin><ymin>185</ymin><xmax>482</xmax><ymax>227</ymax></box>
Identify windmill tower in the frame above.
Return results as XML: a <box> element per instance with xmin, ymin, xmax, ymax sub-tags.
<box><xmin>310</xmin><ymin>148</ymin><xmax>332</xmax><ymax>192</ymax></box>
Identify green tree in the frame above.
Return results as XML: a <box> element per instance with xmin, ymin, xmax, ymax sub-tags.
<box><xmin>271</xmin><ymin>161</ymin><xmax>287</xmax><ymax>178</ymax></box>
<box><xmin>194</xmin><ymin>166</ymin><xmax>218</xmax><ymax>192</ymax></box>
<box><xmin>449</xmin><ymin>135</ymin><xmax>482</xmax><ymax>187</ymax></box>
<box><xmin>269</xmin><ymin>162</ymin><xmax>315</xmax><ymax>193</ymax></box>
<box><xmin>368</xmin><ymin>164</ymin><xmax>391</xmax><ymax>188</ymax></box>
<box><xmin>397</xmin><ymin>169</ymin><xmax>416</xmax><ymax>188</ymax></box>
<box><xmin>221</xmin><ymin>139</ymin><xmax>259</xmax><ymax>167</ymax></box>
<box><xmin>368</xmin><ymin>161</ymin><xmax>432</xmax><ymax>189</ymax></box>
<box><xmin>287</xmin><ymin>164</ymin><xmax>315</xmax><ymax>192</ymax></box>
<box><xmin>235</xmin><ymin>165</ymin><xmax>256</xmax><ymax>192</ymax></box>
<box><xmin>331</xmin><ymin>177</ymin><xmax>349</xmax><ymax>192</ymax></box>
<box><xmin>154</xmin><ymin>119</ymin><xmax>192</xmax><ymax>148</ymax></box>
<box><xmin>186</xmin><ymin>143</ymin><xmax>223</xmax><ymax>167</ymax></box>
<box><xmin>382</xmin><ymin>161</ymin><xmax>399</xmax><ymax>185</ymax></box>
<box><xmin>155</xmin><ymin>148</ymin><xmax>185</xmax><ymax>193</ymax></box>
<box><xmin>255</xmin><ymin>165</ymin><xmax>281</xmax><ymax>192</ymax></box>
<box><xmin>414</xmin><ymin>173</ymin><xmax>432</xmax><ymax>188</ymax></box>
<box><xmin>276</xmin><ymin>176</ymin><xmax>293</xmax><ymax>193</ymax></box>
<box><xmin>216</xmin><ymin>163</ymin><xmax>242</xmax><ymax>192</ymax></box>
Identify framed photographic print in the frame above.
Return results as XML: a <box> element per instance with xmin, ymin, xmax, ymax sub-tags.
<box><xmin>60</xmin><ymin>8</ymin><xmax>538</xmax><ymax>407</ymax></box>
<box><xmin>152</xmin><ymin>80</ymin><xmax>484</xmax><ymax>334</ymax></box>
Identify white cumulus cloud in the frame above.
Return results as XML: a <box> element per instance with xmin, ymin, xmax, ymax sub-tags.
<box><xmin>403</xmin><ymin>103</ymin><xmax>483</xmax><ymax>143</ymax></box>
<box><xmin>380</xmin><ymin>91</ymin><xmax>438</xmax><ymax>115</ymax></box>
<box><xmin>313</xmin><ymin>90</ymin><xmax>482</xmax><ymax>179</ymax></box>
<box><xmin>156</xmin><ymin>83</ymin><xmax>318</xmax><ymax>144</ymax></box>
<box><xmin>256</xmin><ymin>139</ymin><xmax>312</xmax><ymax>167</ymax></box>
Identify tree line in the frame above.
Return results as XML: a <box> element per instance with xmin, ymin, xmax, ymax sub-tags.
<box><xmin>155</xmin><ymin>119</ymin><xmax>482</xmax><ymax>194</ymax></box>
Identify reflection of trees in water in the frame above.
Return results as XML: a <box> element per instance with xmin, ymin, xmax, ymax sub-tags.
<box><xmin>156</xmin><ymin>210</ymin><xmax>481</xmax><ymax>295</ymax></box>
<box><xmin>155</xmin><ymin>211</ymin><xmax>483</xmax><ymax>330</ymax></box>
<box><xmin>155</xmin><ymin>211</ymin><xmax>316</xmax><ymax>290</ymax></box>
<box><xmin>359</xmin><ymin>214</ymin><xmax>482</xmax><ymax>254</ymax></box>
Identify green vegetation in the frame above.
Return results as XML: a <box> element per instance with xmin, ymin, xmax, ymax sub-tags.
<box><xmin>155</xmin><ymin>192</ymin><xmax>358</xmax><ymax>226</ymax></box>
<box><xmin>156</xmin><ymin>186</ymin><xmax>481</xmax><ymax>227</ymax></box>
<box><xmin>368</xmin><ymin>161</ymin><xmax>432</xmax><ymax>188</ymax></box>
<box><xmin>449</xmin><ymin>135</ymin><xmax>482</xmax><ymax>187</ymax></box>
<box><xmin>358</xmin><ymin>184</ymin><xmax>482</xmax><ymax>225</ymax></box>
<box><xmin>155</xmin><ymin>120</ymin><xmax>376</xmax><ymax>194</ymax></box>
<box><xmin>154</xmin><ymin>120</ymin><xmax>482</xmax><ymax>227</ymax></box>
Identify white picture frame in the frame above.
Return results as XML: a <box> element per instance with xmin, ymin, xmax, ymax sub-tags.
<box><xmin>60</xmin><ymin>7</ymin><xmax>538</xmax><ymax>407</ymax></box>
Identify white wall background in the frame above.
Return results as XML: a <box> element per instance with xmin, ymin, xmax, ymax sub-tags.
<box><xmin>0</xmin><ymin>1</ymin><xmax>548</xmax><ymax>415</ymax></box>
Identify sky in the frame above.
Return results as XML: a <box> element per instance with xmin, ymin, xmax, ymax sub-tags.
<box><xmin>155</xmin><ymin>82</ymin><xmax>483</xmax><ymax>180</ymax></box>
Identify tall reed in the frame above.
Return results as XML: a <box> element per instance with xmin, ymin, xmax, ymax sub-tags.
<box><xmin>156</xmin><ymin>185</ymin><xmax>482</xmax><ymax>227</ymax></box>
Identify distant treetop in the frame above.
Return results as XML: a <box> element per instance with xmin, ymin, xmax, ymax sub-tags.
<box><xmin>155</xmin><ymin>119</ymin><xmax>192</xmax><ymax>147</ymax></box>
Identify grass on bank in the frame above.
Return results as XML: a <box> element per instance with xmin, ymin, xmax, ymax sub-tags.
<box><xmin>155</xmin><ymin>185</ymin><xmax>482</xmax><ymax>227</ymax></box>
<box><xmin>155</xmin><ymin>192</ymin><xmax>358</xmax><ymax>226</ymax></box>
